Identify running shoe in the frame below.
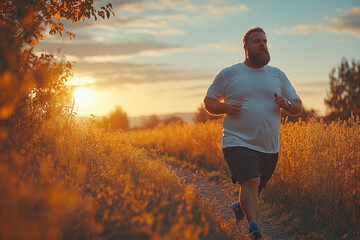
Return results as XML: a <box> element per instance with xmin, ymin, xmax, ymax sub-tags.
<box><xmin>248</xmin><ymin>222</ymin><xmax>262</xmax><ymax>240</ymax></box>
<box><xmin>231</xmin><ymin>202</ymin><xmax>245</xmax><ymax>221</ymax></box>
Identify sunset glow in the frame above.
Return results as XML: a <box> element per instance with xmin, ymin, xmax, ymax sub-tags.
<box><xmin>67</xmin><ymin>76</ymin><xmax>95</xmax><ymax>86</ymax></box>
<box><xmin>74</xmin><ymin>87</ymin><xmax>94</xmax><ymax>108</ymax></box>
<box><xmin>34</xmin><ymin>1</ymin><xmax>359</xmax><ymax>117</ymax></box>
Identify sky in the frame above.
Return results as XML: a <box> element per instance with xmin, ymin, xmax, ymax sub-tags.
<box><xmin>35</xmin><ymin>0</ymin><xmax>360</xmax><ymax>118</ymax></box>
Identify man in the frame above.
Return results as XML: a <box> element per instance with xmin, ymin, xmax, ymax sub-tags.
<box><xmin>204</xmin><ymin>27</ymin><xmax>302</xmax><ymax>239</ymax></box>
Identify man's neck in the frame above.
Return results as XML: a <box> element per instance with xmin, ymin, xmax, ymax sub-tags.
<box><xmin>244</xmin><ymin>59</ymin><xmax>265</xmax><ymax>69</ymax></box>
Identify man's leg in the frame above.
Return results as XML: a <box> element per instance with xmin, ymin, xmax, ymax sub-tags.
<box><xmin>239</xmin><ymin>177</ymin><xmax>260</xmax><ymax>224</ymax></box>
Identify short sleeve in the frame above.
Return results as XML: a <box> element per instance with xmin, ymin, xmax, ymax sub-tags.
<box><xmin>280</xmin><ymin>71</ymin><xmax>300</xmax><ymax>100</ymax></box>
<box><xmin>206</xmin><ymin>70</ymin><xmax>225</xmax><ymax>100</ymax></box>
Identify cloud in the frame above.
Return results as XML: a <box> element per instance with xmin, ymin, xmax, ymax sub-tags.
<box><xmin>60</xmin><ymin>12</ymin><xmax>190</xmax><ymax>37</ymax></box>
<box><xmin>324</xmin><ymin>7</ymin><xmax>360</xmax><ymax>32</ymax></box>
<box><xmin>104</xmin><ymin>0</ymin><xmax>145</xmax><ymax>12</ymax></box>
<box><xmin>273</xmin><ymin>6</ymin><xmax>360</xmax><ymax>37</ymax></box>
<box><xmin>295</xmin><ymin>81</ymin><xmax>328</xmax><ymax>98</ymax></box>
<box><xmin>79</xmin><ymin>14</ymin><xmax>189</xmax><ymax>36</ymax></box>
<box><xmin>200</xmin><ymin>4</ymin><xmax>249</xmax><ymax>15</ymax></box>
<box><xmin>295</xmin><ymin>81</ymin><xmax>328</xmax><ymax>87</ymax></box>
<box><xmin>297</xmin><ymin>89</ymin><xmax>325</xmax><ymax>96</ymax></box>
<box><xmin>116</xmin><ymin>0</ymin><xmax>248</xmax><ymax>15</ymax></box>
<box><xmin>59</xmin><ymin>1</ymin><xmax>248</xmax><ymax>37</ymax></box>
<box><xmin>198</xmin><ymin>42</ymin><xmax>240</xmax><ymax>52</ymax></box>
<box><xmin>82</xmin><ymin>46</ymin><xmax>186</xmax><ymax>62</ymax></box>
<box><xmin>126</xmin><ymin>28</ymin><xmax>185</xmax><ymax>36</ymax></box>
<box><xmin>178</xmin><ymin>83</ymin><xmax>210</xmax><ymax>92</ymax></box>
<box><xmin>114</xmin><ymin>14</ymin><xmax>190</xmax><ymax>28</ymax></box>
<box><xmin>35</xmin><ymin>40</ymin><xmax>186</xmax><ymax>59</ymax></box>
<box><xmin>36</xmin><ymin>37</ymin><xmax>241</xmax><ymax>65</ymax></box>
<box><xmin>71</xmin><ymin>61</ymin><xmax>213</xmax><ymax>86</ymax></box>
<box><xmin>79</xmin><ymin>41</ymin><xmax>240</xmax><ymax>63</ymax></box>
<box><xmin>109</xmin><ymin>2</ymin><xmax>249</xmax><ymax>36</ymax></box>
<box><xmin>115</xmin><ymin>0</ymin><xmax>190</xmax><ymax>13</ymax></box>
<box><xmin>113</xmin><ymin>13</ymin><xmax>191</xmax><ymax>36</ymax></box>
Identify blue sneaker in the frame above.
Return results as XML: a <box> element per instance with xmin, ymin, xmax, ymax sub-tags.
<box><xmin>248</xmin><ymin>222</ymin><xmax>262</xmax><ymax>239</ymax></box>
<box><xmin>231</xmin><ymin>202</ymin><xmax>245</xmax><ymax>221</ymax></box>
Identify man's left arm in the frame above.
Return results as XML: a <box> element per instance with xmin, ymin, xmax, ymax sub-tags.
<box><xmin>285</xmin><ymin>98</ymin><xmax>302</xmax><ymax>116</ymax></box>
<box><xmin>274</xmin><ymin>93</ymin><xmax>302</xmax><ymax>116</ymax></box>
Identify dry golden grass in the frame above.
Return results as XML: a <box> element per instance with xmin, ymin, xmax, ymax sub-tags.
<box><xmin>274</xmin><ymin>117</ymin><xmax>360</xmax><ymax>238</ymax></box>
<box><xmin>135</xmin><ymin>118</ymin><xmax>360</xmax><ymax>239</ymax></box>
<box><xmin>0</xmin><ymin>114</ymin><xmax>233</xmax><ymax>240</ymax></box>
<box><xmin>134</xmin><ymin>120</ymin><xmax>224</xmax><ymax>172</ymax></box>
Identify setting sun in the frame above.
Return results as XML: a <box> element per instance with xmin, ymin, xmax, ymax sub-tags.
<box><xmin>74</xmin><ymin>87</ymin><xmax>94</xmax><ymax>107</ymax></box>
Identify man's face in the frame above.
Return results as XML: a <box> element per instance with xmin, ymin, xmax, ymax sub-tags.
<box><xmin>245</xmin><ymin>31</ymin><xmax>270</xmax><ymax>66</ymax></box>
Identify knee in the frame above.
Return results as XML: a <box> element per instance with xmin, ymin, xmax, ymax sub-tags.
<box><xmin>243</xmin><ymin>177</ymin><xmax>260</xmax><ymax>188</ymax></box>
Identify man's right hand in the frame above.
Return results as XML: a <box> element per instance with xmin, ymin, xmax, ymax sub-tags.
<box><xmin>226</xmin><ymin>102</ymin><xmax>242</xmax><ymax>116</ymax></box>
<box><xmin>204</xmin><ymin>97</ymin><xmax>242</xmax><ymax>116</ymax></box>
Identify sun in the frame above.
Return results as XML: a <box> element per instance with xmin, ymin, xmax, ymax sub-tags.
<box><xmin>74</xmin><ymin>87</ymin><xmax>94</xmax><ymax>107</ymax></box>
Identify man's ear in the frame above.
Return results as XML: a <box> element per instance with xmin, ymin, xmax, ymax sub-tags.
<box><xmin>244</xmin><ymin>42</ymin><xmax>248</xmax><ymax>49</ymax></box>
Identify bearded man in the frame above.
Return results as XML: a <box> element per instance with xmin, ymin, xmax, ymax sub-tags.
<box><xmin>204</xmin><ymin>26</ymin><xmax>302</xmax><ymax>239</ymax></box>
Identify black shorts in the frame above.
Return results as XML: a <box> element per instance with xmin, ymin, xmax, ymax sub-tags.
<box><xmin>222</xmin><ymin>146</ymin><xmax>278</xmax><ymax>192</ymax></box>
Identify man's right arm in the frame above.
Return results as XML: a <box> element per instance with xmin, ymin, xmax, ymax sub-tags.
<box><xmin>203</xmin><ymin>96</ymin><xmax>242</xmax><ymax>116</ymax></box>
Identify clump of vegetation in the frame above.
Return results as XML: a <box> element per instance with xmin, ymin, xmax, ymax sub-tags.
<box><xmin>2</xmin><ymin>113</ymin><xmax>234</xmax><ymax>239</ymax></box>
<box><xmin>273</xmin><ymin>117</ymin><xmax>360</xmax><ymax>239</ymax></box>
<box><xmin>325</xmin><ymin>59</ymin><xmax>360</xmax><ymax>121</ymax></box>
<box><xmin>134</xmin><ymin>120</ymin><xmax>224</xmax><ymax>172</ymax></box>
<box><xmin>97</xmin><ymin>106</ymin><xmax>130</xmax><ymax>131</ymax></box>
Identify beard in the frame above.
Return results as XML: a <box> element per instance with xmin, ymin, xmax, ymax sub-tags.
<box><xmin>248</xmin><ymin>49</ymin><xmax>271</xmax><ymax>66</ymax></box>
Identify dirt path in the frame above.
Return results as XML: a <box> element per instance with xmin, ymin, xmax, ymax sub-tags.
<box><xmin>173</xmin><ymin>166</ymin><xmax>288</xmax><ymax>240</ymax></box>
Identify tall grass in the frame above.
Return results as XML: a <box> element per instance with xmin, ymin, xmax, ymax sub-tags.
<box><xmin>0</xmin><ymin>112</ymin><xmax>233</xmax><ymax>240</ymax></box>
<box><xmin>274</xmin><ymin>117</ymin><xmax>360</xmax><ymax>239</ymax></box>
<box><xmin>134</xmin><ymin>118</ymin><xmax>360</xmax><ymax>239</ymax></box>
<box><xmin>134</xmin><ymin>120</ymin><xmax>224</xmax><ymax>172</ymax></box>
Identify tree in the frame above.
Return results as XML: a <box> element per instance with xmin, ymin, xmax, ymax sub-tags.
<box><xmin>142</xmin><ymin>115</ymin><xmax>161</xmax><ymax>129</ymax></box>
<box><xmin>0</xmin><ymin>0</ymin><xmax>114</xmax><ymax>157</ymax></box>
<box><xmin>99</xmin><ymin>106</ymin><xmax>129</xmax><ymax>131</ymax></box>
<box><xmin>0</xmin><ymin>0</ymin><xmax>114</xmax><ymax>45</ymax></box>
<box><xmin>194</xmin><ymin>104</ymin><xmax>222</xmax><ymax>123</ymax></box>
<box><xmin>0</xmin><ymin>0</ymin><xmax>114</xmax><ymax>120</ymax></box>
<box><xmin>324</xmin><ymin>59</ymin><xmax>360</xmax><ymax>120</ymax></box>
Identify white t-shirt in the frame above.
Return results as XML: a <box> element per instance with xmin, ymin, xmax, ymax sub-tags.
<box><xmin>206</xmin><ymin>62</ymin><xmax>300</xmax><ymax>153</ymax></box>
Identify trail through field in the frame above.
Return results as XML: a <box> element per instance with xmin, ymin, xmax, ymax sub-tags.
<box><xmin>173</xmin><ymin>166</ymin><xmax>289</xmax><ymax>240</ymax></box>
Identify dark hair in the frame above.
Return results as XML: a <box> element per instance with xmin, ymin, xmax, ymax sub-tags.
<box><xmin>242</xmin><ymin>27</ymin><xmax>266</xmax><ymax>45</ymax></box>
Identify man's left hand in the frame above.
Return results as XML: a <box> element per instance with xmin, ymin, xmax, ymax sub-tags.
<box><xmin>274</xmin><ymin>93</ymin><xmax>289</xmax><ymax>110</ymax></box>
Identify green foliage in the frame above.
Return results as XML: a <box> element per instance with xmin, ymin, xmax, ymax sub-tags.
<box><xmin>325</xmin><ymin>58</ymin><xmax>360</xmax><ymax>120</ymax></box>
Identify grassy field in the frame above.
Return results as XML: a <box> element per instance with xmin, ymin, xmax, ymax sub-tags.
<box><xmin>0</xmin><ymin>114</ymin><xmax>234</xmax><ymax>240</ymax></box>
<box><xmin>2</xmin><ymin>106</ymin><xmax>359</xmax><ymax>239</ymax></box>
<box><xmin>134</xmin><ymin>118</ymin><xmax>360</xmax><ymax>239</ymax></box>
